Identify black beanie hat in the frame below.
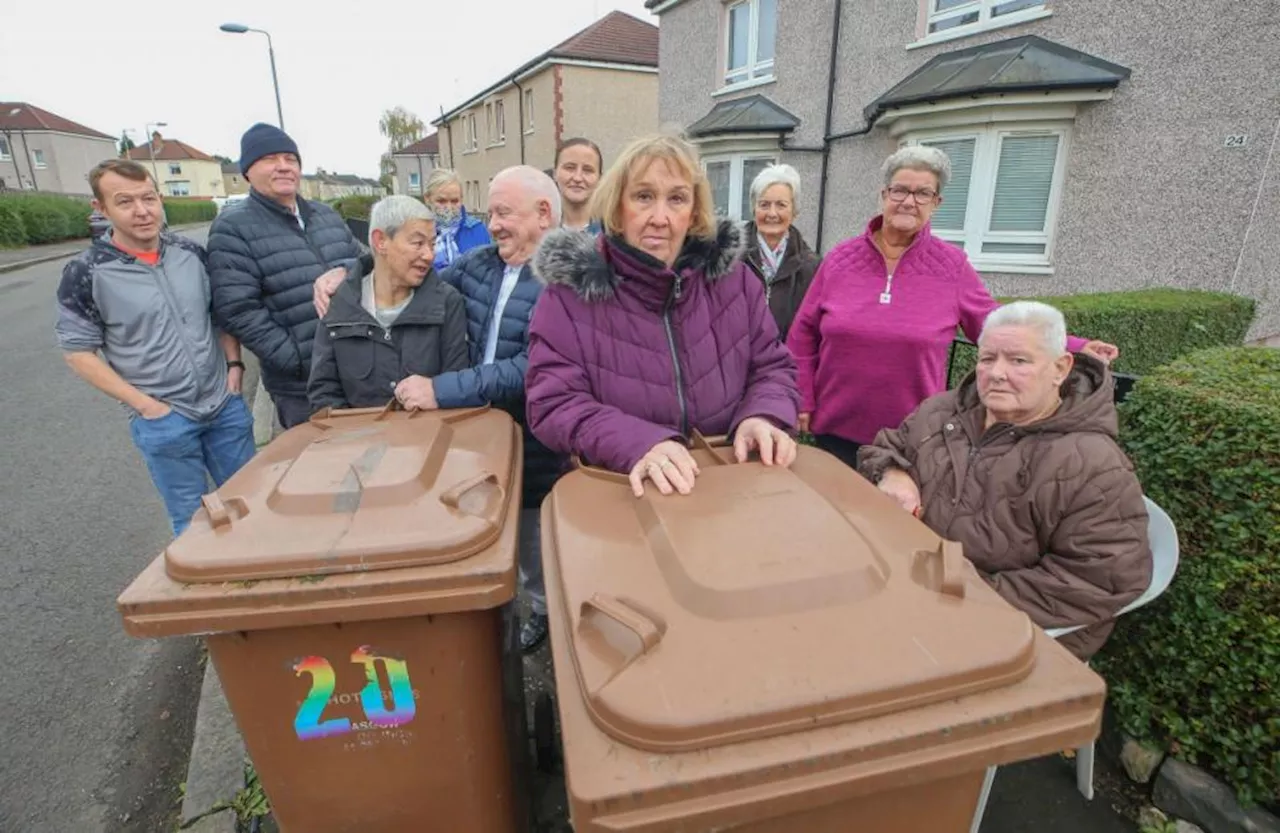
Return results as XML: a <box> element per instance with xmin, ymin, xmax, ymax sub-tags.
<box><xmin>239</xmin><ymin>122</ymin><xmax>300</xmax><ymax>175</ymax></box>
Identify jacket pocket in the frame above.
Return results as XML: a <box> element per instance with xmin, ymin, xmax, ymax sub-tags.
<box><xmin>397</xmin><ymin>327</ymin><xmax>443</xmax><ymax>379</ymax></box>
<box><xmin>328</xmin><ymin>325</ymin><xmax>377</xmax><ymax>381</ymax></box>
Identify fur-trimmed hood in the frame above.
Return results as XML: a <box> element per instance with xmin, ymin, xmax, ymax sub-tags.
<box><xmin>532</xmin><ymin>219</ymin><xmax>745</xmax><ymax>303</ymax></box>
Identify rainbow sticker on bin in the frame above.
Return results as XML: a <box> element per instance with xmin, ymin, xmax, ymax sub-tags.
<box><xmin>353</xmin><ymin>645</ymin><xmax>416</xmax><ymax>728</ymax></box>
<box><xmin>293</xmin><ymin>656</ymin><xmax>353</xmax><ymax>741</ymax></box>
<box><xmin>292</xmin><ymin>648</ymin><xmax>417</xmax><ymax>741</ymax></box>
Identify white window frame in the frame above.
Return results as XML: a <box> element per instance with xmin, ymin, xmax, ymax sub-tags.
<box><xmin>903</xmin><ymin>121</ymin><xmax>1070</xmax><ymax>273</ymax></box>
<box><xmin>523</xmin><ymin>89</ymin><xmax>535</xmax><ymax>134</ymax></box>
<box><xmin>911</xmin><ymin>0</ymin><xmax>1052</xmax><ymax>50</ymax></box>
<box><xmin>463</xmin><ymin>112</ymin><xmax>479</xmax><ymax>153</ymax></box>
<box><xmin>168</xmin><ymin>181</ymin><xmax>191</xmax><ymax>197</ymax></box>
<box><xmin>0</xmin><ymin>138</ymin><xmax>10</xmax><ymax>161</ymax></box>
<box><xmin>701</xmin><ymin>150</ymin><xmax>778</xmax><ymax>221</ymax></box>
<box><xmin>168</xmin><ymin>163</ymin><xmax>182</xmax><ymax>176</ymax></box>
<box><xmin>31</xmin><ymin>149</ymin><xmax>47</xmax><ymax>169</ymax></box>
<box><xmin>408</xmin><ymin>171</ymin><xmax>421</xmax><ymax>193</ymax></box>
<box><xmin>723</xmin><ymin>0</ymin><xmax>775</xmax><ymax>89</ymax></box>
<box><xmin>495</xmin><ymin>100</ymin><xmax>506</xmax><ymax>144</ymax></box>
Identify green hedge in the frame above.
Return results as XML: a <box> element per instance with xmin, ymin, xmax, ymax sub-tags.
<box><xmin>0</xmin><ymin>202</ymin><xmax>25</xmax><ymax>247</ymax></box>
<box><xmin>1095</xmin><ymin>347</ymin><xmax>1280</xmax><ymax>805</ymax></box>
<box><xmin>328</xmin><ymin>195</ymin><xmax>379</xmax><ymax>221</ymax></box>
<box><xmin>947</xmin><ymin>289</ymin><xmax>1256</xmax><ymax>386</ymax></box>
<box><xmin>161</xmin><ymin>198</ymin><xmax>217</xmax><ymax>225</ymax></box>
<box><xmin>0</xmin><ymin>194</ymin><xmax>89</xmax><ymax>245</ymax></box>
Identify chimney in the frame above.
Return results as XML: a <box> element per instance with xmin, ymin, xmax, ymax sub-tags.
<box><xmin>151</xmin><ymin>131</ymin><xmax>163</xmax><ymax>151</ymax></box>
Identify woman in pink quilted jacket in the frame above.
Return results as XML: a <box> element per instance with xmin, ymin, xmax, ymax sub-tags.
<box><xmin>527</xmin><ymin>134</ymin><xmax>800</xmax><ymax>498</ymax></box>
<box><xmin>786</xmin><ymin>146</ymin><xmax>1118</xmax><ymax>468</ymax></box>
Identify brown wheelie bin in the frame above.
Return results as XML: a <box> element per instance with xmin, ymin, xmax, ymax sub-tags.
<box><xmin>118</xmin><ymin>406</ymin><xmax>533</xmax><ymax>833</ymax></box>
<box><xmin>541</xmin><ymin>437</ymin><xmax>1106</xmax><ymax>833</ymax></box>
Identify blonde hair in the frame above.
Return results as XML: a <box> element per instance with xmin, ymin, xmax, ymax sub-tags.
<box><xmin>590</xmin><ymin>134</ymin><xmax>717</xmax><ymax>241</ymax></box>
<box><xmin>424</xmin><ymin>168</ymin><xmax>461</xmax><ymax>200</ymax></box>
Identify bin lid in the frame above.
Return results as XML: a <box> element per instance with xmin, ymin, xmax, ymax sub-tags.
<box><xmin>544</xmin><ymin>443</ymin><xmax>1040</xmax><ymax>753</ymax></box>
<box><xmin>164</xmin><ymin>406</ymin><xmax>518</xmax><ymax>583</ymax></box>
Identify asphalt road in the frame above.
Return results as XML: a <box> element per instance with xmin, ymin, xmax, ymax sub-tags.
<box><xmin>0</xmin><ymin>227</ymin><xmax>227</xmax><ymax>833</ymax></box>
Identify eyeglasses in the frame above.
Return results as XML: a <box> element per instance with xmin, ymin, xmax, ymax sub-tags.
<box><xmin>885</xmin><ymin>185</ymin><xmax>939</xmax><ymax>204</ymax></box>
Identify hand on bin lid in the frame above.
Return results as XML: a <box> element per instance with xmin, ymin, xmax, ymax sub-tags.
<box><xmin>544</xmin><ymin>445</ymin><xmax>1041</xmax><ymax>753</ymax></box>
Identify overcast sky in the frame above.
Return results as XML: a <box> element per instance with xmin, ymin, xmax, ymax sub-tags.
<box><xmin>1</xmin><ymin>0</ymin><xmax>654</xmax><ymax>177</ymax></box>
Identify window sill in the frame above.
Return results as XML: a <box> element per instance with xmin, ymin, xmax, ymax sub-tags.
<box><xmin>713</xmin><ymin>75</ymin><xmax>776</xmax><ymax>98</ymax></box>
<box><xmin>486</xmin><ymin>141</ymin><xmax>507</xmax><ymax>149</ymax></box>
<box><xmin>461</xmin><ymin>148</ymin><xmax>479</xmax><ymax>156</ymax></box>
<box><xmin>972</xmin><ymin>260</ymin><xmax>1054</xmax><ymax>276</ymax></box>
<box><xmin>523</xmin><ymin>128</ymin><xmax>535</xmax><ymax>136</ymax></box>
<box><xmin>907</xmin><ymin>7</ymin><xmax>1053</xmax><ymax>51</ymax></box>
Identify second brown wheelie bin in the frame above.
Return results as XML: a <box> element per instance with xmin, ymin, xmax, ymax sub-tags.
<box><xmin>118</xmin><ymin>406</ymin><xmax>533</xmax><ymax>833</ymax></box>
<box><xmin>540</xmin><ymin>437</ymin><xmax>1107</xmax><ymax>833</ymax></box>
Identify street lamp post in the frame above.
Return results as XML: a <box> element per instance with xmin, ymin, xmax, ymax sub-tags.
<box><xmin>220</xmin><ymin>23</ymin><xmax>285</xmax><ymax>129</ymax></box>
<box><xmin>144</xmin><ymin>121</ymin><xmax>167</xmax><ymax>191</ymax></box>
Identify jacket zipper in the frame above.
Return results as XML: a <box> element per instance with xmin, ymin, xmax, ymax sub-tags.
<box><xmin>941</xmin><ymin>421</ymin><xmax>1014</xmax><ymax>539</ymax></box>
<box><xmin>663</xmin><ymin>276</ymin><xmax>689</xmax><ymax>437</ymax></box>
<box><xmin>873</xmin><ymin>230</ymin><xmax>923</xmax><ymax>304</ymax></box>
<box><xmin>149</xmin><ymin>256</ymin><xmax>206</xmax><ymax>396</ymax></box>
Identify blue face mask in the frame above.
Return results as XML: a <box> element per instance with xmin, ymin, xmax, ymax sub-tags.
<box><xmin>433</xmin><ymin>206</ymin><xmax>462</xmax><ymax>226</ymax></box>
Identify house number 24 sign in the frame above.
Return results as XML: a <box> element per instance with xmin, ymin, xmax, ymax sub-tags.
<box><xmin>292</xmin><ymin>646</ymin><xmax>416</xmax><ymax>741</ymax></box>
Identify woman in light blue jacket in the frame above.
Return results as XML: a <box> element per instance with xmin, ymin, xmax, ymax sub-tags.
<box><xmin>425</xmin><ymin>168</ymin><xmax>490</xmax><ymax>269</ymax></box>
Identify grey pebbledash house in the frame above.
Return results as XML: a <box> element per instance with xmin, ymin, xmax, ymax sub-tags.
<box><xmin>644</xmin><ymin>0</ymin><xmax>1280</xmax><ymax>342</ymax></box>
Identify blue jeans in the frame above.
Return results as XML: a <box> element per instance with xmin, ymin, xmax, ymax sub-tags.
<box><xmin>129</xmin><ymin>396</ymin><xmax>256</xmax><ymax>536</ymax></box>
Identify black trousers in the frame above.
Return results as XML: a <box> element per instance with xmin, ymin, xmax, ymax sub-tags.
<box><xmin>814</xmin><ymin>433</ymin><xmax>862</xmax><ymax>470</ymax></box>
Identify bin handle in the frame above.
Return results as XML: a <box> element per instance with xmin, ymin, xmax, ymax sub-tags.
<box><xmin>307</xmin><ymin>400</ymin><xmax>398</xmax><ymax>429</ymax></box>
<box><xmin>916</xmin><ymin>539</ymin><xmax>968</xmax><ymax>599</ymax></box>
<box><xmin>579</xmin><ymin>594</ymin><xmax>665</xmax><ymax>652</ymax></box>
<box><xmin>199</xmin><ymin>493</ymin><xmax>248</xmax><ymax>530</ymax></box>
<box><xmin>438</xmin><ymin>471</ymin><xmax>505</xmax><ymax>526</ymax></box>
<box><xmin>310</xmin><ymin>402</ymin><xmax>494</xmax><ymax>430</ymax></box>
<box><xmin>201</xmin><ymin>493</ymin><xmax>232</xmax><ymax>529</ymax></box>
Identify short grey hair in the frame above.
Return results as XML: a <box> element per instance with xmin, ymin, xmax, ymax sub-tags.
<box><xmin>491</xmin><ymin>164</ymin><xmax>562</xmax><ymax>225</ymax></box>
<box><xmin>424</xmin><ymin>168</ymin><xmax>460</xmax><ymax>200</ymax></box>
<box><xmin>368</xmin><ymin>195</ymin><xmax>435</xmax><ymax>247</ymax></box>
<box><xmin>749</xmin><ymin>163</ymin><xmax>801</xmax><ymax>208</ymax></box>
<box><xmin>980</xmin><ymin>301</ymin><xmax>1069</xmax><ymax>356</ymax></box>
<box><xmin>882</xmin><ymin>145</ymin><xmax>952</xmax><ymax>191</ymax></box>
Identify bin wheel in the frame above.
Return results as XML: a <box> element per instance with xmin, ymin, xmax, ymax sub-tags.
<box><xmin>533</xmin><ymin>692</ymin><xmax>558</xmax><ymax>774</ymax></box>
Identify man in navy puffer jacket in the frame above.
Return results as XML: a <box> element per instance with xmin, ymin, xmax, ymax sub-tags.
<box><xmin>208</xmin><ymin>123</ymin><xmax>361</xmax><ymax>428</ymax></box>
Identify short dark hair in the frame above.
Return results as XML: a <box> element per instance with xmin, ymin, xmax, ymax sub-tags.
<box><xmin>90</xmin><ymin>159</ymin><xmax>156</xmax><ymax>202</ymax></box>
<box><xmin>554</xmin><ymin>138</ymin><xmax>603</xmax><ymax>171</ymax></box>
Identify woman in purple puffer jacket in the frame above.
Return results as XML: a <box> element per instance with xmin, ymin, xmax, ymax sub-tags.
<box><xmin>527</xmin><ymin>134</ymin><xmax>800</xmax><ymax>498</ymax></box>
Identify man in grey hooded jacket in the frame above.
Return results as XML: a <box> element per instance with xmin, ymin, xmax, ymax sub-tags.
<box><xmin>56</xmin><ymin>159</ymin><xmax>255</xmax><ymax>536</ymax></box>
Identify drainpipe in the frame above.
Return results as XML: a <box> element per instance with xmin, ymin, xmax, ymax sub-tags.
<box><xmin>16</xmin><ymin>129</ymin><xmax>38</xmax><ymax>192</ymax></box>
<box><xmin>513</xmin><ymin>79</ymin><xmax>527</xmax><ymax>165</ymax></box>
<box><xmin>440</xmin><ymin>106</ymin><xmax>454</xmax><ymax>169</ymax></box>
<box><xmin>813</xmin><ymin>0</ymin><xmax>844</xmax><ymax>252</ymax></box>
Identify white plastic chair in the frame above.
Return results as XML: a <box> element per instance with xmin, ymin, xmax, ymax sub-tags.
<box><xmin>969</xmin><ymin>496</ymin><xmax>1180</xmax><ymax>832</ymax></box>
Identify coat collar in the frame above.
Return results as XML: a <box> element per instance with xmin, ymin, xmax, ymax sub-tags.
<box><xmin>532</xmin><ymin>219</ymin><xmax>744</xmax><ymax>304</ymax></box>
<box><xmin>744</xmin><ymin>222</ymin><xmax>813</xmax><ymax>283</ymax></box>
<box><xmin>249</xmin><ymin>188</ymin><xmax>312</xmax><ymax>225</ymax></box>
